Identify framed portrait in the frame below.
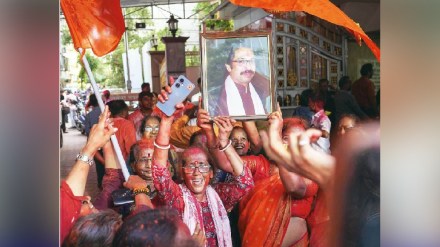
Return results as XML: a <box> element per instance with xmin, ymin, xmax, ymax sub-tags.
<box><xmin>201</xmin><ymin>31</ymin><xmax>275</xmax><ymax>120</ymax></box>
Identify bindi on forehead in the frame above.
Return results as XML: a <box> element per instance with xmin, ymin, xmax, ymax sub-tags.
<box><xmin>139</xmin><ymin>149</ymin><xmax>154</xmax><ymax>156</ymax></box>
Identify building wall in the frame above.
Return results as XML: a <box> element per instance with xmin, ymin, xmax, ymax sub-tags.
<box><xmin>347</xmin><ymin>35</ymin><xmax>380</xmax><ymax>91</ymax></box>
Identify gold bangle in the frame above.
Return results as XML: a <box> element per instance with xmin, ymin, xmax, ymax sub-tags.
<box><xmin>132</xmin><ymin>187</ymin><xmax>150</xmax><ymax>196</ymax></box>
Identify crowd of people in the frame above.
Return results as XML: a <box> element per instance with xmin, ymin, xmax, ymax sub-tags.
<box><xmin>60</xmin><ymin>66</ymin><xmax>380</xmax><ymax>247</ymax></box>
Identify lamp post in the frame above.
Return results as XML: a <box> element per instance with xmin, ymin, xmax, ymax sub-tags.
<box><xmin>150</xmin><ymin>34</ymin><xmax>158</xmax><ymax>51</ymax></box>
<box><xmin>167</xmin><ymin>14</ymin><xmax>178</xmax><ymax>38</ymax></box>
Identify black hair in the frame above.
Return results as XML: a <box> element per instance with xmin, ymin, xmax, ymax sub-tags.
<box><xmin>308</xmin><ymin>92</ymin><xmax>324</xmax><ymax>104</ymax></box>
<box><xmin>88</xmin><ymin>94</ymin><xmax>98</xmax><ymax>107</ymax></box>
<box><xmin>112</xmin><ymin>208</ymin><xmax>199</xmax><ymax>247</ymax></box>
<box><xmin>319</xmin><ymin>78</ymin><xmax>329</xmax><ymax>85</ymax></box>
<box><xmin>63</xmin><ymin>209</ymin><xmax>122</xmax><ymax>247</ymax></box>
<box><xmin>338</xmin><ymin>76</ymin><xmax>351</xmax><ymax>89</ymax></box>
<box><xmin>138</xmin><ymin>91</ymin><xmax>154</xmax><ymax>101</ymax></box>
<box><xmin>360</xmin><ymin>63</ymin><xmax>373</xmax><ymax>76</ymax></box>
<box><xmin>106</xmin><ymin>100</ymin><xmax>128</xmax><ymax>117</ymax></box>
<box><xmin>300</xmin><ymin>88</ymin><xmax>313</xmax><ymax>106</ymax></box>
<box><xmin>141</xmin><ymin>82</ymin><xmax>151</xmax><ymax>90</ymax></box>
<box><xmin>226</xmin><ymin>47</ymin><xmax>237</xmax><ymax>65</ymax></box>
<box><xmin>338</xmin><ymin>114</ymin><xmax>360</xmax><ymax>126</ymax></box>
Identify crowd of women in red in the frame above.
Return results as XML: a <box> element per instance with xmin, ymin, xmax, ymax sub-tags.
<box><xmin>60</xmin><ymin>79</ymin><xmax>379</xmax><ymax>247</ymax></box>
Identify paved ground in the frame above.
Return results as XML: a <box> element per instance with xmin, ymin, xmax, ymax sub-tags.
<box><xmin>60</xmin><ymin>126</ymin><xmax>101</xmax><ymax>199</ymax></box>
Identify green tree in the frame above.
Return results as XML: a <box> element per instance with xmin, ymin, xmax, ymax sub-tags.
<box><xmin>104</xmin><ymin>7</ymin><xmax>154</xmax><ymax>89</ymax></box>
<box><xmin>77</xmin><ymin>53</ymin><xmax>102</xmax><ymax>89</ymax></box>
<box><xmin>193</xmin><ymin>2</ymin><xmax>219</xmax><ymax>19</ymax></box>
<box><xmin>104</xmin><ymin>43</ymin><xmax>126</xmax><ymax>88</ymax></box>
<box><xmin>205</xmin><ymin>19</ymin><xmax>233</xmax><ymax>31</ymax></box>
<box><xmin>61</xmin><ymin>26</ymin><xmax>73</xmax><ymax>46</ymax></box>
<box><xmin>186</xmin><ymin>45</ymin><xmax>200</xmax><ymax>66</ymax></box>
<box><xmin>193</xmin><ymin>2</ymin><xmax>233</xmax><ymax>31</ymax></box>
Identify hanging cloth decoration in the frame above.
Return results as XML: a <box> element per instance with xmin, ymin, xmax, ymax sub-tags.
<box><xmin>229</xmin><ymin>0</ymin><xmax>380</xmax><ymax>62</ymax></box>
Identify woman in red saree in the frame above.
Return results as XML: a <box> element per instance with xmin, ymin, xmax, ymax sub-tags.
<box><xmin>238</xmin><ymin>117</ymin><xmax>319</xmax><ymax>247</ymax></box>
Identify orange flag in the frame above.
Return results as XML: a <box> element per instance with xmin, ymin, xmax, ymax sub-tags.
<box><xmin>60</xmin><ymin>0</ymin><xmax>125</xmax><ymax>57</ymax></box>
<box><xmin>229</xmin><ymin>0</ymin><xmax>380</xmax><ymax>62</ymax></box>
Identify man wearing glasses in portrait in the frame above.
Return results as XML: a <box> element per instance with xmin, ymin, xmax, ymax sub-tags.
<box><xmin>211</xmin><ymin>46</ymin><xmax>269</xmax><ymax>117</ymax></box>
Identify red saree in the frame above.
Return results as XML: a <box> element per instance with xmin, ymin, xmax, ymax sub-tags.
<box><xmin>239</xmin><ymin>175</ymin><xmax>291</xmax><ymax>247</ymax></box>
<box><xmin>239</xmin><ymin>173</ymin><xmax>319</xmax><ymax>247</ymax></box>
<box><xmin>307</xmin><ymin>190</ymin><xmax>331</xmax><ymax>247</ymax></box>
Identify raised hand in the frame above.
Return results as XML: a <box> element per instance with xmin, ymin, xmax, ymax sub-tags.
<box><xmin>197</xmin><ymin>97</ymin><xmax>213</xmax><ymax>131</ymax></box>
<box><xmin>66</xmin><ymin>105</ymin><xmax>117</xmax><ymax>197</ymax></box>
<box><xmin>267</xmin><ymin>103</ymin><xmax>283</xmax><ymax>136</ymax></box>
<box><xmin>213</xmin><ymin>116</ymin><xmax>236</xmax><ymax>147</ymax></box>
<box><xmin>84</xmin><ymin>105</ymin><xmax>118</xmax><ymax>153</ymax></box>
<box><xmin>157</xmin><ymin>76</ymin><xmax>184</xmax><ymax>121</ymax></box>
<box><xmin>286</xmin><ymin>128</ymin><xmax>335</xmax><ymax>188</ymax></box>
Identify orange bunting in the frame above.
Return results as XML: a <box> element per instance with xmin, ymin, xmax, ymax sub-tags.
<box><xmin>60</xmin><ymin>0</ymin><xmax>125</xmax><ymax>57</ymax></box>
<box><xmin>229</xmin><ymin>0</ymin><xmax>380</xmax><ymax>62</ymax></box>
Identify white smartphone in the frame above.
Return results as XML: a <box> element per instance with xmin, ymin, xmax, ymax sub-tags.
<box><xmin>156</xmin><ymin>75</ymin><xmax>196</xmax><ymax>116</ymax></box>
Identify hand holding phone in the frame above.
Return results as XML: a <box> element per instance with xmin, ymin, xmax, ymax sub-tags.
<box><xmin>156</xmin><ymin>75</ymin><xmax>196</xmax><ymax>116</ymax></box>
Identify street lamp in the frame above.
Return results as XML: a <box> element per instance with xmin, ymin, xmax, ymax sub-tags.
<box><xmin>150</xmin><ymin>34</ymin><xmax>158</xmax><ymax>51</ymax></box>
<box><xmin>167</xmin><ymin>14</ymin><xmax>178</xmax><ymax>37</ymax></box>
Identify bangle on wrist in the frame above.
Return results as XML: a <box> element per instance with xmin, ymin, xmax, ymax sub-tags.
<box><xmin>76</xmin><ymin>153</ymin><xmax>95</xmax><ymax>166</ymax></box>
<box><xmin>154</xmin><ymin>141</ymin><xmax>170</xmax><ymax>150</ymax></box>
<box><xmin>219</xmin><ymin>140</ymin><xmax>232</xmax><ymax>152</ymax></box>
<box><xmin>132</xmin><ymin>187</ymin><xmax>150</xmax><ymax>196</ymax></box>
<box><xmin>132</xmin><ymin>185</ymin><xmax>157</xmax><ymax>199</ymax></box>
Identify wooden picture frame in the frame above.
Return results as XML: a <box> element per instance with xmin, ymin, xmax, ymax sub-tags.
<box><xmin>200</xmin><ymin>31</ymin><xmax>275</xmax><ymax>120</ymax></box>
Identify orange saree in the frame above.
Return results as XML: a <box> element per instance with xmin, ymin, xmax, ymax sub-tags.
<box><xmin>239</xmin><ymin>175</ymin><xmax>291</xmax><ymax>247</ymax></box>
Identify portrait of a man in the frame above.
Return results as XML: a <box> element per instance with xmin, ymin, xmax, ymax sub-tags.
<box><xmin>202</xmin><ymin>33</ymin><xmax>274</xmax><ymax>119</ymax></box>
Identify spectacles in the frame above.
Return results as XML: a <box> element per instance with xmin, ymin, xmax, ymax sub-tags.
<box><xmin>182</xmin><ymin>162</ymin><xmax>211</xmax><ymax>174</ymax></box>
<box><xmin>232</xmin><ymin>59</ymin><xmax>255</xmax><ymax>66</ymax></box>
<box><xmin>144</xmin><ymin>126</ymin><xmax>159</xmax><ymax>132</ymax></box>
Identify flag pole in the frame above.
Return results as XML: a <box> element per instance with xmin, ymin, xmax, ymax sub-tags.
<box><xmin>78</xmin><ymin>48</ymin><xmax>130</xmax><ymax>181</ymax></box>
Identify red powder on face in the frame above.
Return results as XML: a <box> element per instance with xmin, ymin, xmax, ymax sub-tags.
<box><xmin>182</xmin><ymin>147</ymin><xmax>207</xmax><ymax>164</ymax></box>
